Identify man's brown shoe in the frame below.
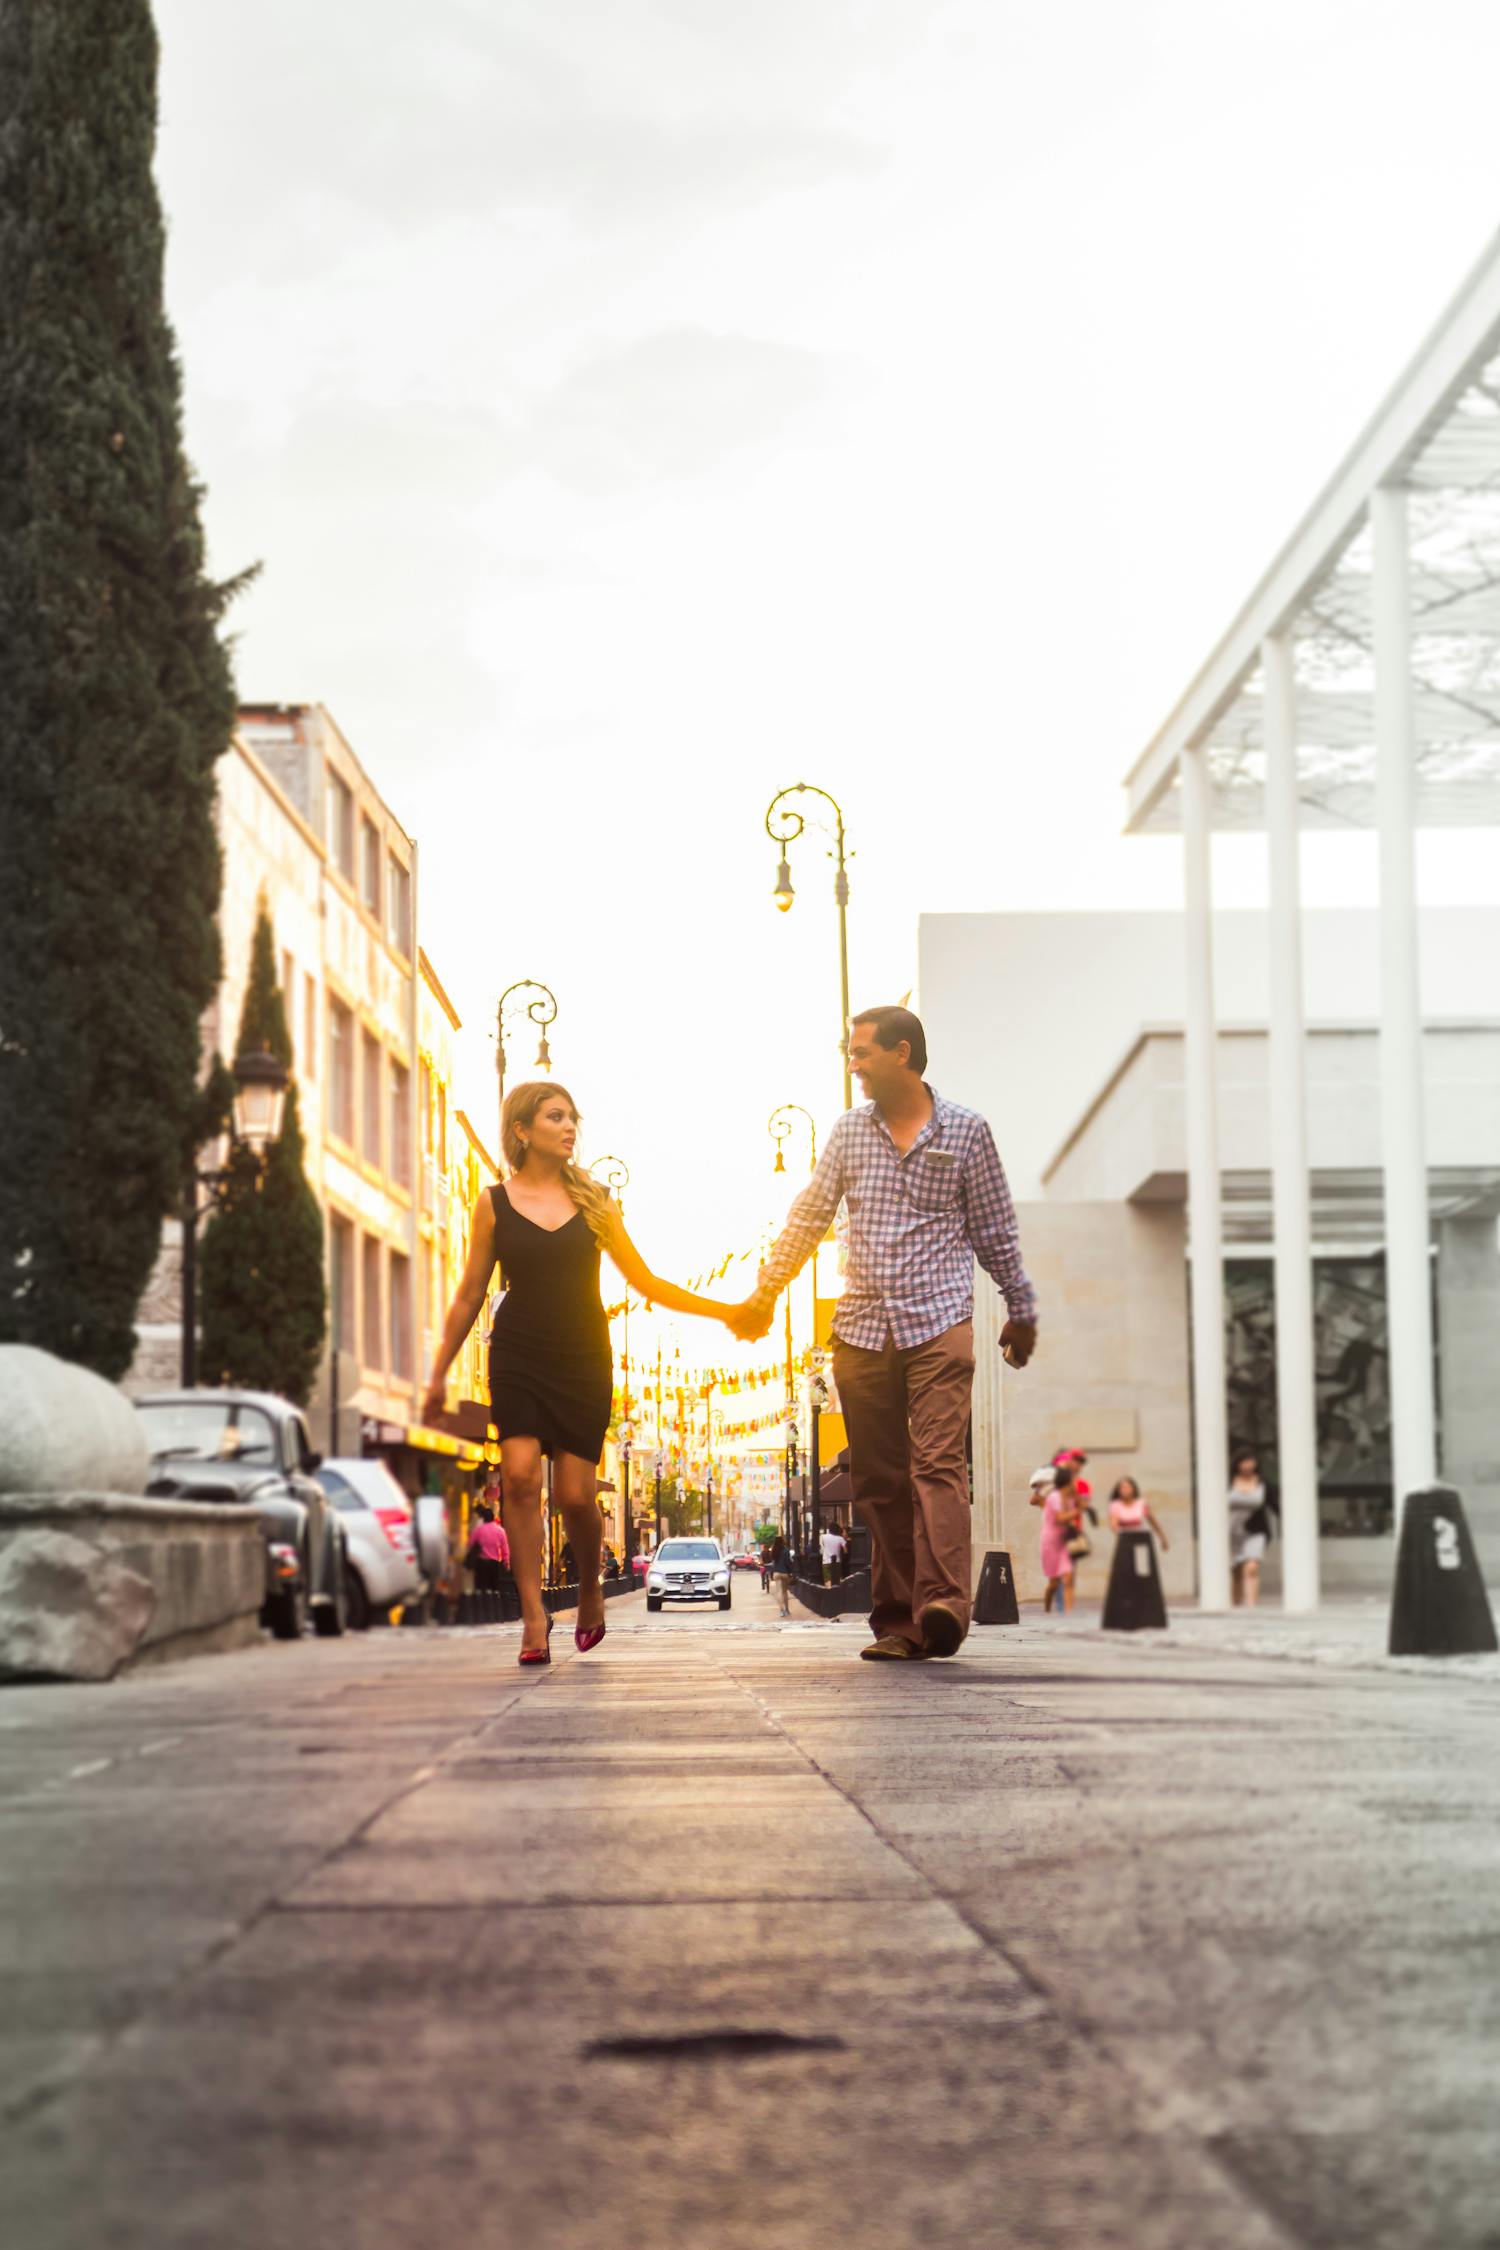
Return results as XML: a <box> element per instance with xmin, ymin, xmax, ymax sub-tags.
<box><xmin>919</xmin><ymin>1602</ymin><xmax>966</xmax><ymax>1659</ymax></box>
<box><xmin>859</xmin><ymin>1635</ymin><xmax>926</xmax><ymax>1661</ymax></box>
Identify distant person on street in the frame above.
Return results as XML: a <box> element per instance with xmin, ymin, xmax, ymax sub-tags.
<box><xmin>759</xmin><ymin>1539</ymin><xmax>773</xmax><ymax>1591</ymax></box>
<box><xmin>1107</xmin><ymin>1475</ymin><xmax>1169</xmax><ymax>1554</ymax></box>
<box><xmin>731</xmin><ymin>1007</ymin><xmax>1037</xmax><ymax>1663</ymax></box>
<box><xmin>1034</xmin><ymin>1462</ymin><xmax>1084</xmax><ymax>1614</ymax></box>
<box><xmin>471</xmin><ymin>1505</ymin><xmax>511</xmax><ymax>1594</ymax></box>
<box><xmin>820</xmin><ymin>1523</ymin><xmax>843</xmax><ymax>1585</ymax></box>
<box><xmin>1228</xmin><ymin>1450</ymin><xmax>1272</xmax><ymax>1607</ymax></box>
<box><xmin>769</xmin><ymin>1534</ymin><xmax>792</xmax><ymax>1617</ymax></box>
<box><xmin>422</xmin><ymin>1080</ymin><xmax>742</xmax><ymax>1667</ymax></box>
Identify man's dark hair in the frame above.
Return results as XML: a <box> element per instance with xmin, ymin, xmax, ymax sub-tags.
<box><xmin>852</xmin><ymin>1005</ymin><xmax>927</xmax><ymax>1074</ymax></box>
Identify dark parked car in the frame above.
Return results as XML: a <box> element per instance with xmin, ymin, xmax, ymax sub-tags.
<box><xmin>135</xmin><ymin>1390</ymin><xmax>350</xmax><ymax>1641</ymax></box>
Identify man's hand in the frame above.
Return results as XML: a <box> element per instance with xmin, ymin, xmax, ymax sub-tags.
<box><xmin>1000</xmin><ymin>1319</ymin><xmax>1037</xmax><ymax>1370</ymax></box>
<box><xmin>727</xmin><ymin>1295</ymin><xmax>774</xmax><ymax>1342</ymax></box>
<box><xmin>420</xmin><ymin>1380</ymin><xmax>447</xmax><ymax>1424</ymax></box>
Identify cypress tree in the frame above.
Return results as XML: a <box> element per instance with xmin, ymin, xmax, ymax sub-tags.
<box><xmin>0</xmin><ymin>2</ymin><xmax>250</xmax><ymax>1376</ymax></box>
<box><xmin>199</xmin><ymin>904</ymin><xmax>326</xmax><ymax>1406</ymax></box>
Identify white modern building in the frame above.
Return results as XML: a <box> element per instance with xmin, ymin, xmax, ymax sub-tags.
<box><xmin>1120</xmin><ymin>227</ymin><xmax>1500</xmax><ymax>1610</ymax></box>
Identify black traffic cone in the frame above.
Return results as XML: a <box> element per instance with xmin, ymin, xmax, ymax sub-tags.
<box><xmin>972</xmin><ymin>1548</ymin><xmax>1020</xmax><ymax>1625</ymax></box>
<box><xmin>1101</xmin><ymin>1530</ymin><xmax>1168</xmax><ymax>1632</ymax></box>
<box><xmin>1388</xmin><ymin>1487</ymin><xmax>1498</xmax><ymax>1657</ymax></box>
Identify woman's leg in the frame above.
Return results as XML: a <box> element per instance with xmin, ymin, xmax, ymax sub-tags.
<box><xmin>501</xmin><ymin>1440</ymin><xmax>548</xmax><ymax>1651</ymax></box>
<box><xmin>1061</xmin><ymin>1572</ymin><xmax>1075</xmax><ymax>1614</ymax></box>
<box><xmin>1231</xmin><ymin>1560</ymin><xmax>1245</xmax><ymax>1608</ymax></box>
<box><xmin>1243</xmin><ymin>1558</ymin><xmax>1261</xmax><ymax>1609</ymax></box>
<box><xmin>553</xmin><ymin>1452</ymin><xmax>604</xmax><ymax>1632</ymax></box>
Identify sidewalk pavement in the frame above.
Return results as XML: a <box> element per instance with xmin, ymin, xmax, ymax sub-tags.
<box><xmin>3</xmin><ymin>1579</ymin><xmax>1499</xmax><ymax>2250</ymax></box>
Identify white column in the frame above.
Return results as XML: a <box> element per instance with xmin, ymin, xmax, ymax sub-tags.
<box><xmin>1262</xmin><ymin>634</ymin><xmax>1321</xmax><ymax>1611</ymax></box>
<box><xmin>1371</xmin><ymin>483</ymin><xmax>1437</xmax><ymax>1517</ymax></box>
<box><xmin>1182</xmin><ymin>744</ymin><xmax>1231</xmax><ymax>1609</ymax></box>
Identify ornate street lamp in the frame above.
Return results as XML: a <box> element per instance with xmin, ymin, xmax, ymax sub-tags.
<box><xmin>765</xmin><ymin>783</ymin><xmax>853</xmax><ymax>1109</ymax></box>
<box><xmin>180</xmin><ymin>1043</ymin><xmax>292</xmax><ymax>1389</ymax></box>
<box><xmin>495</xmin><ymin>980</ymin><xmax>558</xmax><ymax>1149</ymax></box>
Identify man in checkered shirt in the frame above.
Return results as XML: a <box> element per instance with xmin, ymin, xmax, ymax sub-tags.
<box><xmin>732</xmin><ymin>1005</ymin><xmax>1037</xmax><ymax>1661</ymax></box>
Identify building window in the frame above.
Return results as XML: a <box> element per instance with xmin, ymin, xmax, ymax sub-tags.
<box><xmin>329</xmin><ymin>770</ymin><xmax>355</xmax><ymax>881</ymax></box>
<box><xmin>361</xmin><ymin>1031</ymin><xmax>382</xmax><ymax>1166</ymax></box>
<box><xmin>387</xmin><ymin>854</ymin><xmax>412</xmax><ymax>956</ymax></box>
<box><xmin>389</xmin><ymin>1249</ymin><xmax>412</xmax><ymax>1379</ymax></box>
<box><xmin>361</xmin><ymin>816</ymin><xmax>381</xmax><ymax>918</ymax></box>
<box><xmin>390</xmin><ymin>1058</ymin><xmax>411</xmax><ymax>1188</ymax></box>
<box><xmin>328</xmin><ymin>999</ymin><xmax>354</xmax><ymax>1142</ymax></box>
<box><xmin>361</xmin><ymin>1234</ymin><xmax>383</xmax><ymax>1370</ymax></box>
<box><xmin>330</xmin><ymin>1215</ymin><xmax>356</xmax><ymax>1354</ymax></box>
<box><xmin>303</xmin><ymin>973</ymin><xmax>317</xmax><ymax>1079</ymax></box>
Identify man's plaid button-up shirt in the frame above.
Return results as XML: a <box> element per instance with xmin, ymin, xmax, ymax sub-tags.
<box><xmin>757</xmin><ymin>1088</ymin><xmax>1037</xmax><ymax>1352</ymax></box>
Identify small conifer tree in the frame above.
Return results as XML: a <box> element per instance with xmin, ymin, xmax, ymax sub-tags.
<box><xmin>199</xmin><ymin>904</ymin><xmax>326</xmax><ymax>1404</ymax></box>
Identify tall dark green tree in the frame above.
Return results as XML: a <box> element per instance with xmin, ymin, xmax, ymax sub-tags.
<box><xmin>0</xmin><ymin>2</ymin><xmax>251</xmax><ymax>1375</ymax></box>
<box><xmin>199</xmin><ymin>904</ymin><xmax>326</xmax><ymax>1405</ymax></box>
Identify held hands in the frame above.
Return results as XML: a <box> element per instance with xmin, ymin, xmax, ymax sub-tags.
<box><xmin>420</xmin><ymin>1380</ymin><xmax>447</xmax><ymax>1425</ymax></box>
<box><xmin>1000</xmin><ymin>1319</ymin><xmax>1037</xmax><ymax>1370</ymax></box>
<box><xmin>725</xmin><ymin>1293</ymin><xmax>775</xmax><ymax>1342</ymax></box>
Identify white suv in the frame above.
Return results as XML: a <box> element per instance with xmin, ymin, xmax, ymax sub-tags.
<box><xmin>645</xmin><ymin>1538</ymin><xmax>732</xmax><ymax>1612</ymax></box>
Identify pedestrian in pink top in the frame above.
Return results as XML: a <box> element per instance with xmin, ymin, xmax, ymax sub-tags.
<box><xmin>1107</xmin><ymin>1475</ymin><xmax>1170</xmax><ymax>1552</ymax></box>
<box><xmin>1032</xmin><ymin>1464</ymin><xmax>1083</xmax><ymax>1614</ymax></box>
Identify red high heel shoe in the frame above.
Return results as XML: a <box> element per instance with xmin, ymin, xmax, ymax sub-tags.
<box><xmin>574</xmin><ymin>1616</ymin><xmax>606</xmax><ymax>1653</ymax></box>
<box><xmin>518</xmin><ymin>1614</ymin><xmax>553</xmax><ymax>1667</ymax></box>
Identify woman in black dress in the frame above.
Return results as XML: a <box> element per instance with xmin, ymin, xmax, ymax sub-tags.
<box><xmin>422</xmin><ymin>1081</ymin><xmax>736</xmax><ymax>1666</ymax></box>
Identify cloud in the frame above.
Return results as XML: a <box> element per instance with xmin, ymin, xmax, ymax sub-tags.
<box><xmin>526</xmin><ymin>328</ymin><xmax>831</xmax><ymax>493</ymax></box>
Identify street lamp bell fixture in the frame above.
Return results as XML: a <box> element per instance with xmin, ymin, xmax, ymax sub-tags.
<box><xmin>765</xmin><ymin>783</ymin><xmax>852</xmax><ymax>1108</ymax></box>
<box><xmin>230</xmin><ymin>1046</ymin><xmax>290</xmax><ymax>1157</ymax></box>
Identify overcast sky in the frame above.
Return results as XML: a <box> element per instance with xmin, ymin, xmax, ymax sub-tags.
<box><xmin>154</xmin><ymin>0</ymin><xmax>1500</xmax><ymax>1331</ymax></box>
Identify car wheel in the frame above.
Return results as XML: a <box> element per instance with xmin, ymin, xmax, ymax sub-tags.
<box><xmin>646</xmin><ymin>1596</ymin><xmax>662</xmax><ymax>1612</ymax></box>
<box><xmin>345</xmin><ymin>1563</ymin><xmax>371</xmax><ymax>1633</ymax></box>
<box><xmin>269</xmin><ymin>1579</ymin><xmax>307</xmax><ymax>1641</ymax></box>
<box><xmin>718</xmin><ymin>1592</ymin><xmax>732</xmax><ymax>1610</ymax></box>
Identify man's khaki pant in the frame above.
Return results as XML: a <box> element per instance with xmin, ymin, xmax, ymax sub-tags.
<box><xmin>832</xmin><ymin>1322</ymin><xmax>975</xmax><ymax>1650</ymax></box>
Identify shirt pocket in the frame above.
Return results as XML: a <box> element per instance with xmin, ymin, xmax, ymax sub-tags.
<box><xmin>905</xmin><ymin>1150</ymin><xmax>963</xmax><ymax>1213</ymax></box>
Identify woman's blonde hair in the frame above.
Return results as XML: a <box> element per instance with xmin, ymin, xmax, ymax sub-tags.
<box><xmin>500</xmin><ymin>1081</ymin><xmax>614</xmax><ymax>1248</ymax></box>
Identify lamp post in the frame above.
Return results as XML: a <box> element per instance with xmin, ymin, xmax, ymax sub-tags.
<box><xmin>495</xmin><ymin>980</ymin><xmax>558</xmax><ymax>1148</ymax></box>
<box><xmin>766</xmin><ymin>783</ymin><xmax>852</xmax><ymax>1110</ymax></box>
<box><xmin>768</xmin><ymin>1103</ymin><xmax>821</xmax><ymax>1566</ymax></box>
<box><xmin>590</xmin><ymin>1157</ymin><xmax>632</xmax><ymax>1557</ymax></box>
<box><xmin>181</xmin><ymin>1045</ymin><xmax>291</xmax><ymax>1388</ymax></box>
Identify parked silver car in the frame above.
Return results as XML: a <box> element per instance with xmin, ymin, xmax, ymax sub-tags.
<box><xmin>645</xmin><ymin>1538</ymin><xmax>732</xmax><ymax>1611</ymax></box>
<box><xmin>315</xmin><ymin>1458</ymin><xmax>423</xmax><ymax>1627</ymax></box>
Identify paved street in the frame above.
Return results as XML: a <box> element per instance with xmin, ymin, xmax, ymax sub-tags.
<box><xmin>3</xmin><ymin>1580</ymin><xmax>1499</xmax><ymax>2250</ymax></box>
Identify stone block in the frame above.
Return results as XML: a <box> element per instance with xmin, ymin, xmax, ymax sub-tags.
<box><xmin>0</xmin><ymin>1496</ymin><xmax>264</xmax><ymax>1678</ymax></box>
<box><xmin>0</xmin><ymin>1530</ymin><xmax>155</xmax><ymax>1682</ymax></box>
<box><xmin>0</xmin><ymin>1347</ymin><xmax>149</xmax><ymax>1497</ymax></box>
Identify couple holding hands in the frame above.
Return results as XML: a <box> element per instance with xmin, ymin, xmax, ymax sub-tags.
<box><xmin>422</xmin><ymin>1004</ymin><xmax>1037</xmax><ymax>1667</ymax></box>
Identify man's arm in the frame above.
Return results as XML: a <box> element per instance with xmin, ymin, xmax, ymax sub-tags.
<box><xmin>728</xmin><ymin>1124</ymin><xmax>847</xmax><ymax>1339</ymax></box>
<box><xmin>961</xmin><ymin>1120</ymin><xmax>1038</xmax><ymax>1362</ymax></box>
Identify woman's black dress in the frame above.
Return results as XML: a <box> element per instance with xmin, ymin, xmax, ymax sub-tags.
<box><xmin>487</xmin><ymin>1185</ymin><xmax>612</xmax><ymax>1462</ymax></box>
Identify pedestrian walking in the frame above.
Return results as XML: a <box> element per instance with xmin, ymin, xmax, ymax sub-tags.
<box><xmin>819</xmin><ymin>1522</ymin><xmax>843</xmax><ymax>1585</ymax></box>
<box><xmin>422</xmin><ymin>1081</ymin><xmax>741</xmax><ymax>1667</ymax></box>
<box><xmin>1107</xmin><ymin>1475</ymin><xmax>1170</xmax><ymax>1554</ymax></box>
<box><xmin>1228</xmin><ymin>1449</ymin><xmax>1273</xmax><ymax>1607</ymax></box>
<box><xmin>470</xmin><ymin>1506</ymin><xmax>511</xmax><ymax>1594</ymax></box>
<box><xmin>1034</xmin><ymin>1462</ymin><xmax>1086</xmax><ymax>1614</ymax></box>
<box><xmin>769</xmin><ymin>1533</ymin><xmax>793</xmax><ymax>1617</ymax></box>
<box><xmin>730</xmin><ymin>1006</ymin><xmax>1037</xmax><ymax>1662</ymax></box>
<box><xmin>832</xmin><ymin>1524</ymin><xmax>849</xmax><ymax>1582</ymax></box>
<box><xmin>759</xmin><ymin>1538</ymin><xmax>774</xmax><ymax>1591</ymax></box>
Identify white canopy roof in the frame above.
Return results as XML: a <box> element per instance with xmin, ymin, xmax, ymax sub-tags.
<box><xmin>1126</xmin><ymin>230</ymin><xmax>1500</xmax><ymax>834</ymax></box>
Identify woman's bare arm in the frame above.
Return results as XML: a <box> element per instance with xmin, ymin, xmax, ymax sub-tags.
<box><xmin>421</xmin><ymin>1193</ymin><xmax>497</xmax><ymax>1420</ymax></box>
<box><xmin>604</xmin><ymin>1204</ymin><xmax>737</xmax><ymax>1325</ymax></box>
<box><xmin>1147</xmin><ymin>1507</ymin><xmax>1170</xmax><ymax>1550</ymax></box>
